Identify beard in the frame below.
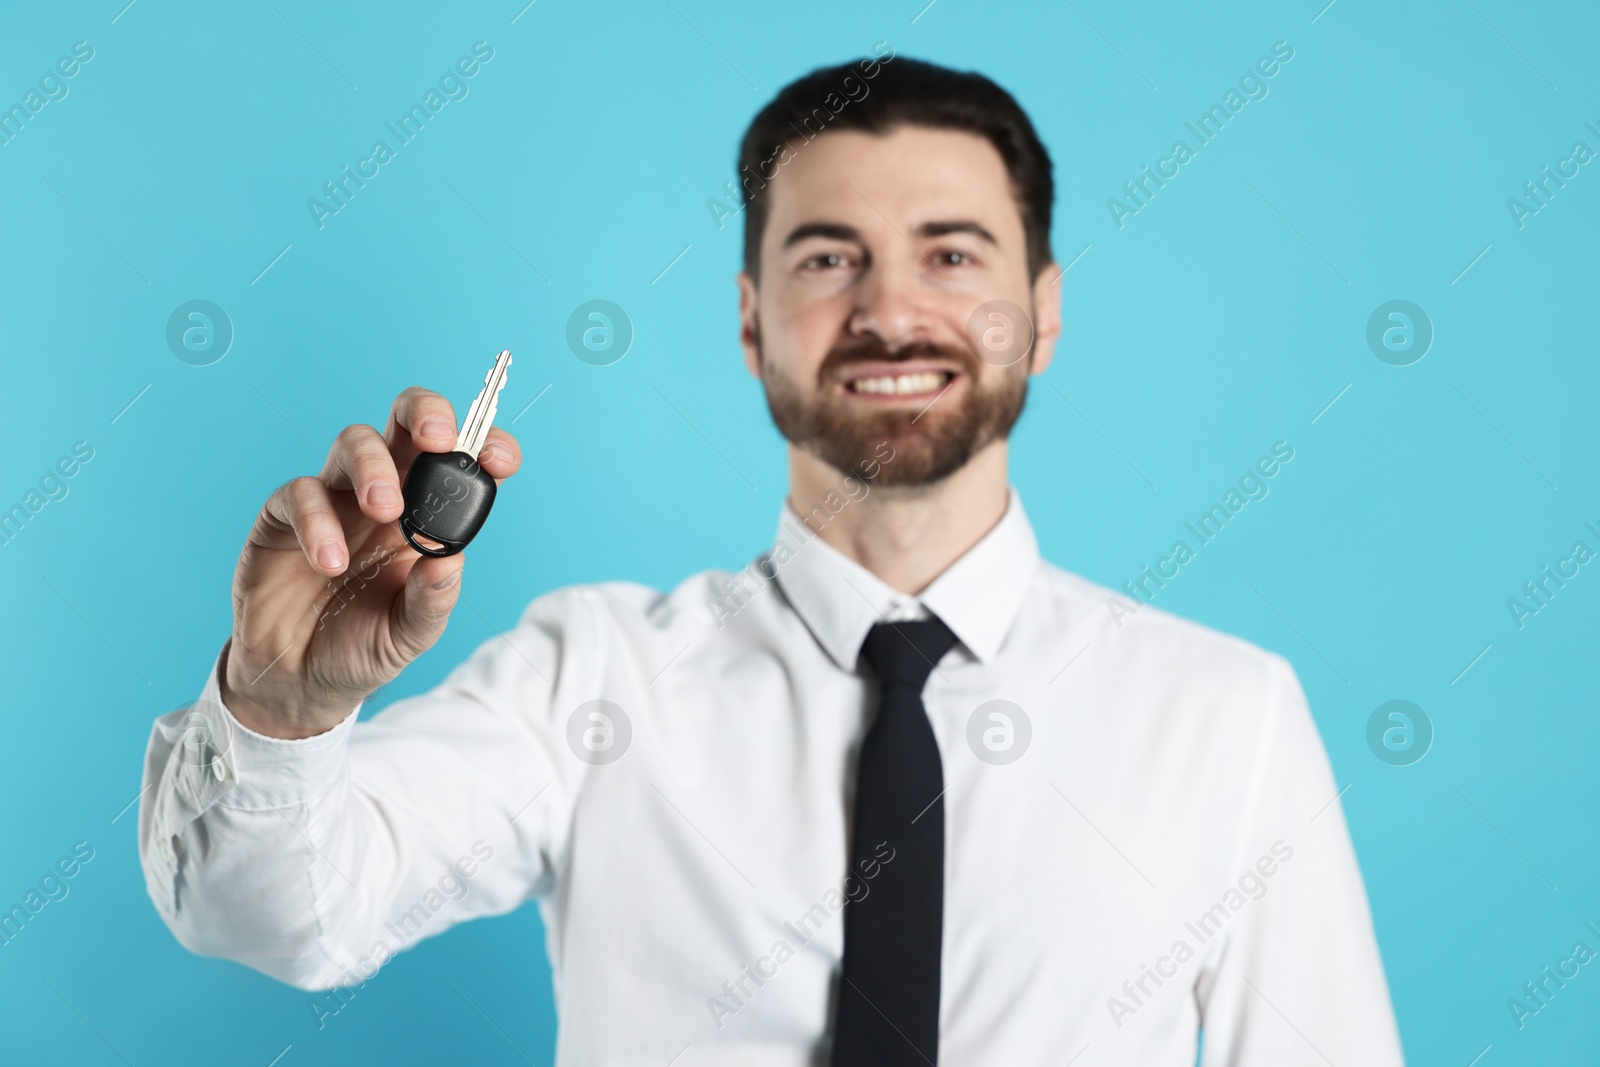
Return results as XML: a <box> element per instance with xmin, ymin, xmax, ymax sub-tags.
<box><xmin>758</xmin><ymin>325</ymin><xmax>1030</xmax><ymax>488</ymax></box>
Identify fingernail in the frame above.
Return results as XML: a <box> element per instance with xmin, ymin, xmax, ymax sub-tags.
<box><xmin>431</xmin><ymin>569</ymin><xmax>461</xmax><ymax>591</ymax></box>
<box><xmin>481</xmin><ymin>443</ymin><xmax>511</xmax><ymax>465</ymax></box>
<box><xmin>419</xmin><ymin>417</ymin><xmax>453</xmax><ymax>440</ymax></box>
<box><xmin>369</xmin><ymin>482</ymin><xmax>399</xmax><ymax>507</ymax></box>
<box><xmin>316</xmin><ymin>541</ymin><xmax>345</xmax><ymax>570</ymax></box>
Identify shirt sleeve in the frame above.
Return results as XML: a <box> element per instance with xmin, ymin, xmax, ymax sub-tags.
<box><xmin>1195</xmin><ymin>655</ymin><xmax>1406</xmax><ymax>1066</ymax></box>
<box><xmin>138</xmin><ymin>587</ymin><xmax>591</xmax><ymax>991</ymax></box>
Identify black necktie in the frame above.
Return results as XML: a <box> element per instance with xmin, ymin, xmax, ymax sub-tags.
<box><xmin>832</xmin><ymin>617</ymin><xmax>960</xmax><ymax>1067</ymax></box>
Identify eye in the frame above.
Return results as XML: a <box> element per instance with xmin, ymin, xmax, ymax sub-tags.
<box><xmin>801</xmin><ymin>251</ymin><xmax>852</xmax><ymax>270</ymax></box>
<box><xmin>933</xmin><ymin>248</ymin><xmax>976</xmax><ymax>267</ymax></box>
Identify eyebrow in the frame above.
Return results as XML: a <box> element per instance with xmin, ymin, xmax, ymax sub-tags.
<box><xmin>782</xmin><ymin>222</ymin><xmax>860</xmax><ymax>248</ymax></box>
<box><xmin>781</xmin><ymin>218</ymin><xmax>1000</xmax><ymax>250</ymax></box>
<box><xmin>917</xmin><ymin>219</ymin><xmax>998</xmax><ymax>245</ymax></box>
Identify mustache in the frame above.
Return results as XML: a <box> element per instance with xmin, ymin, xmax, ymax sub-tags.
<box><xmin>817</xmin><ymin>336</ymin><xmax>979</xmax><ymax>382</ymax></box>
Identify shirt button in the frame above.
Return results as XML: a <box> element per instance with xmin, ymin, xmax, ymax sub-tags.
<box><xmin>211</xmin><ymin>754</ymin><xmax>231</xmax><ymax>781</ymax></box>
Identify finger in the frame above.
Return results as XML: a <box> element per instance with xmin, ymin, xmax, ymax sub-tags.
<box><xmin>388</xmin><ymin>552</ymin><xmax>465</xmax><ymax>662</ymax></box>
<box><xmin>477</xmin><ymin>427</ymin><xmax>522</xmax><ymax>482</ymax></box>
<box><xmin>383</xmin><ymin>387</ymin><xmax>458</xmax><ymax>472</ymax></box>
<box><xmin>259</xmin><ymin>476</ymin><xmax>349</xmax><ymax>576</ymax></box>
<box><xmin>321</xmin><ymin>424</ymin><xmax>404</xmax><ymax>523</ymax></box>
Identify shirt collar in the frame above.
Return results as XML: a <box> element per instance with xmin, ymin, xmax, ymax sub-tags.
<box><xmin>770</xmin><ymin>486</ymin><xmax>1040</xmax><ymax>671</ymax></box>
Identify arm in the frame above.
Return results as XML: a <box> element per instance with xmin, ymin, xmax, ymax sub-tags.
<box><xmin>1196</xmin><ymin>656</ymin><xmax>1405</xmax><ymax>1065</ymax></box>
<box><xmin>137</xmin><ymin>384</ymin><xmax>554</xmax><ymax>989</ymax></box>
<box><xmin>139</xmin><ymin>615</ymin><xmax>569</xmax><ymax>990</ymax></box>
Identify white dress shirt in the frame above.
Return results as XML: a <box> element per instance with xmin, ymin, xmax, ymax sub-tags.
<box><xmin>140</xmin><ymin>487</ymin><xmax>1404</xmax><ymax>1066</ymax></box>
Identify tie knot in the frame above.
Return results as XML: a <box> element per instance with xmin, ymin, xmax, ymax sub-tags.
<box><xmin>859</xmin><ymin>618</ymin><xmax>960</xmax><ymax>690</ymax></box>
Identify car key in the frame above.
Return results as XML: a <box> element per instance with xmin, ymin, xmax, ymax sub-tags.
<box><xmin>399</xmin><ymin>349</ymin><xmax>512</xmax><ymax>557</ymax></box>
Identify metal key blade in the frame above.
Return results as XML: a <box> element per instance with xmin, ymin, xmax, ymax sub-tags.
<box><xmin>455</xmin><ymin>350</ymin><xmax>512</xmax><ymax>458</ymax></box>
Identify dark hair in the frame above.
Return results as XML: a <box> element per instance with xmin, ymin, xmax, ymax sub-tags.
<box><xmin>736</xmin><ymin>52</ymin><xmax>1055</xmax><ymax>283</ymax></box>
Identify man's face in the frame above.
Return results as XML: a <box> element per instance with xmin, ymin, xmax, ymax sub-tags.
<box><xmin>738</xmin><ymin>124</ymin><xmax>1061</xmax><ymax>487</ymax></box>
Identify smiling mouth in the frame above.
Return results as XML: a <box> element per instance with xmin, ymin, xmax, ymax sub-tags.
<box><xmin>843</xmin><ymin>370</ymin><xmax>956</xmax><ymax>397</ymax></box>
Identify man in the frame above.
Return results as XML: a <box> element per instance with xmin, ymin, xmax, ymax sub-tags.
<box><xmin>140</xmin><ymin>53</ymin><xmax>1405</xmax><ymax>1065</ymax></box>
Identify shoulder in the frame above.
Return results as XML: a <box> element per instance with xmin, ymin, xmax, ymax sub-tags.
<box><xmin>1030</xmin><ymin>558</ymin><xmax>1298</xmax><ymax>704</ymax></box>
<box><xmin>514</xmin><ymin>567</ymin><xmax>753</xmax><ymax>649</ymax></box>
<box><xmin>1029</xmin><ymin>561</ymin><xmax>1331</xmax><ymax>825</ymax></box>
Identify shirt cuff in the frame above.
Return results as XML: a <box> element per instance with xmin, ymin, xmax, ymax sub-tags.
<box><xmin>140</xmin><ymin>642</ymin><xmax>363</xmax><ymax>922</ymax></box>
<box><xmin>181</xmin><ymin>641</ymin><xmax>365</xmax><ymax>815</ymax></box>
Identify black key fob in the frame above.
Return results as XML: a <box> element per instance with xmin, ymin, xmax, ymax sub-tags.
<box><xmin>399</xmin><ymin>451</ymin><xmax>496</xmax><ymax>557</ymax></box>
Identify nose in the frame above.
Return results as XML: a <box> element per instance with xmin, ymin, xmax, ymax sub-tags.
<box><xmin>845</xmin><ymin>254</ymin><xmax>936</xmax><ymax>351</ymax></box>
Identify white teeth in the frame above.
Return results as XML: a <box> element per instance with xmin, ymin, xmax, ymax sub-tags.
<box><xmin>849</xmin><ymin>372</ymin><xmax>948</xmax><ymax>395</ymax></box>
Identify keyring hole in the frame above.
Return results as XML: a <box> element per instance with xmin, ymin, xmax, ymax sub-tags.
<box><xmin>410</xmin><ymin>531</ymin><xmax>447</xmax><ymax>553</ymax></box>
<box><xmin>400</xmin><ymin>514</ymin><xmax>460</xmax><ymax>557</ymax></box>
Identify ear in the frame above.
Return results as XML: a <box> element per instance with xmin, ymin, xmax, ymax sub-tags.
<box><xmin>1027</xmin><ymin>262</ymin><xmax>1063</xmax><ymax>377</ymax></box>
<box><xmin>737</xmin><ymin>270</ymin><xmax>762</xmax><ymax>378</ymax></box>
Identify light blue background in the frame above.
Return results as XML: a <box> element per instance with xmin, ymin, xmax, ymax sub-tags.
<box><xmin>2</xmin><ymin>0</ymin><xmax>1597</xmax><ymax>1063</ymax></box>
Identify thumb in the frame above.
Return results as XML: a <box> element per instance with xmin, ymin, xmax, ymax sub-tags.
<box><xmin>390</xmin><ymin>553</ymin><xmax>466</xmax><ymax>661</ymax></box>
